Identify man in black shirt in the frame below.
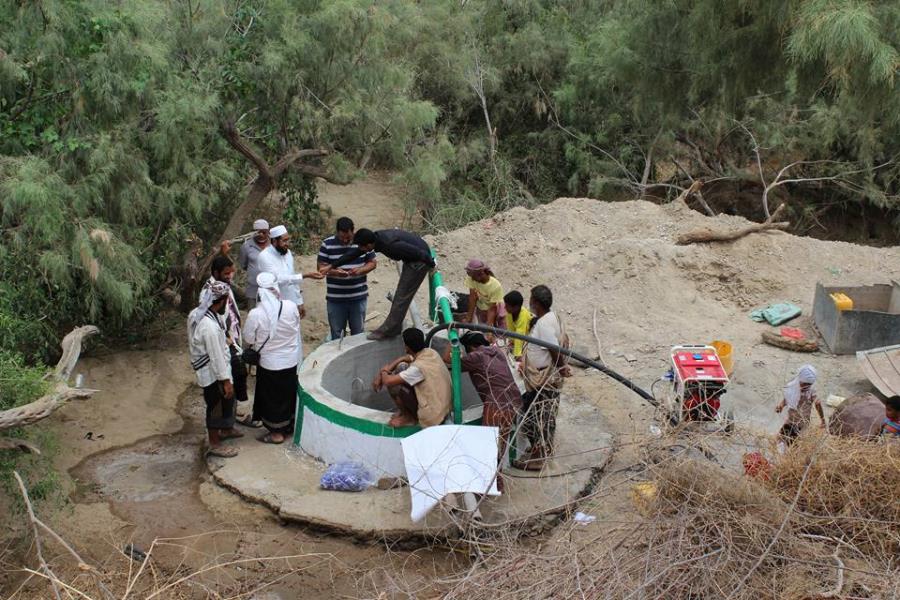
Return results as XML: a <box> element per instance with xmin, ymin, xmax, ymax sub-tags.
<box><xmin>324</xmin><ymin>228</ymin><xmax>435</xmax><ymax>340</ymax></box>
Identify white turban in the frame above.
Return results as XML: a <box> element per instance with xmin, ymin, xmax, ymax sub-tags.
<box><xmin>783</xmin><ymin>364</ymin><xmax>818</xmax><ymax>410</ymax></box>
<box><xmin>253</xmin><ymin>219</ymin><xmax>269</xmax><ymax>231</ymax></box>
<box><xmin>256</xmin><ymin>272</ymin><xmax>281</xmax><ymax>338</ymax></box>
<box><xmin>188</xmin><ymin>280</ymin><xmax>231</xmax><ymax>332</ymax></box>
<box><xmin>797</xmin><ymin>364</ymin><xmax>817</xmax><ymax>384</ymax></box>
<box><xmin>270</xmin><ymin>225</ymin><xmax>287</xmax><ymax>238</ymax></box>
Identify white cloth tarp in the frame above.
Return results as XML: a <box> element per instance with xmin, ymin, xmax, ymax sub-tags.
<box><xmin>401</xmin><ymin>425</ymin><xmax>499</xmax><ymax>522</ymax></box>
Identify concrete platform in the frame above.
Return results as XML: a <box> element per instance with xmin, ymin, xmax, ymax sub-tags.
<box><xmin>206</xmin><ymin>397</ymin><xmax>614</xmax><ymax>542</ymax></box>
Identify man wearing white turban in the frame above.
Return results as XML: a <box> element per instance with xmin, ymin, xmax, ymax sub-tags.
<box><xmin>776</xmin><ymin>364</ymin><xmax>825</xmax><ymax>448</ymax></box>
<box><xmin>256</xmin><ymin>224</ymin><xmax>324</xmax><ymax>362</ymax></box>
<box><xmin>188</xmin><ymin>280</ymin><xmax>243</xmax><ymax>458</ymax></box>
<box><xmin>243</xmin><ymin>272</ymin><xmax>302</xmax><ymax>444</ymax></box>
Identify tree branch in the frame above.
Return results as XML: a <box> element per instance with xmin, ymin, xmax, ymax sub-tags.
<box><xmin>51</xmin><ymin>325</ymin><xmax>98</xmax><ymax>382</ymax></box>
<box><xmin>0</xmin><ymin>326</ymin><xmax>98</xmax><ymax>437</ymax></box>
<box><xmin>272</xmin><ymin>148</ymin><xmax>329</xmax><ymax>177</ymax></box>
<box><xmin>736</xmin><ymin>121</ymin><xmax>770</xmax><ymax>218</ymax></box>
<box><xmin>221</xmin><ymin>120</ymin><xmax>273</xmax><ymax>179</ymax></box>
<box><xmin>291</xmin><ymin>162</ymin><xmax>346</xmax><ymax>184</ymax></box>
<box><xmin>14</xmin><ymin>471</ymin><xmax>114</xmax><ymax>600</ymax></box>
<box><xmin>14</xmin><ymin>472</ymin><xmax>62</xmax><ymax>600</ymax></box>
<box><xmin>676</xmin><ymin>203</ymin><xmax>789</xmax><ymax>245</ymax></box>
<box><xmin>7</xmin><ymin>70</ymin><xmax>36</xmax><ymax>123</ymax></box>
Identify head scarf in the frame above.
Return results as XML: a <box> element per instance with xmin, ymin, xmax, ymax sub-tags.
<box><xmin>253</xmin><ymin>219</ymin><xmax>269</xmax><ymax>231</ymax></box>
<box><xmin>256</xmin><ymin>272</ymin><xmax>282</xmax><ymax>338</ymax></box>
<box><xmin>270</xmin><ymin>225</ymin><xmax>287</xmax><ymax>239</ymax></box>
<box><xmin>460</xmin><ymin>331</ymin><xmax>489</xmax><ymax>349</ymax></box>
<box><xmin>465</xmin><ymin>258</ymin><xmax>488</xmax><ymax>274</ymax></box>
<box><xmin>783</xmin><ymin>364</ymin><xmax>817</xmax><ymax>410</ymax></box>
<box><xmin>188</xmin><ymin>280</ymin><xmax>230</xmax><ymax>333</ymax></box>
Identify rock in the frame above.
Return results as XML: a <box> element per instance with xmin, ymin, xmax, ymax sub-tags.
<box><xmin>376</xmin><ymin>477</ymin><xmax>406</xmax><ymax>490</ymax></box>
<box><xmin>571</xmin><ymin>345</ymin><xmax>600</xmax><ymax>368</ymax></box>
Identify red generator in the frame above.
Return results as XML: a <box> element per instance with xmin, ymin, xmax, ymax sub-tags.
<box><xmin>654</xmin><ymin>345</ymin><xmax>733</xmax><ymax>428</ymax></box>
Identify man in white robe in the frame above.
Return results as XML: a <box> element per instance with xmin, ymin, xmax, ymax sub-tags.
<box><xmin>256</xmin><ymin>225</ymin><xmax>323</xmax><ymax>362</ymax></box>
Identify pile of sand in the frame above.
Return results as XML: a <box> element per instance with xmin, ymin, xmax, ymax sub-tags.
<box><xmin>427</xmin><ymin>198</ymin><xmax>900</xmax><ymax>431</ymax></box>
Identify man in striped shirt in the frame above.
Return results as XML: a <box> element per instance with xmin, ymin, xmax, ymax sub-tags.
<box><xmin>317</xmin><ymin>217</ymin><xmax>377</xmax><ymax>339</ymax></box>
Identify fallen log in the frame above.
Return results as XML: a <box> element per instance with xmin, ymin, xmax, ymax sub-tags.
<box><xmin>0</xmin><ymin>326</ymin><xmax>99</xmax><ymax>450</ymax></box>
<box><xmin>676</xmin><ymin>204</ymin><xmax>789</xmax><ymax>245</ymax></box>
<box><xmin>761</xmin><ymin>330</ymin><xmax>819</xmax><ymax>353</ymax></box>
<box><xmin>0</xmin><ymin>438</ymin><xmax>41</xmax><ymax>453</ymax></box>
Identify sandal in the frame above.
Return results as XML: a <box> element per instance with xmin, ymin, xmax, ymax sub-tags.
<box><xmin>258</xmin><ymin>433</ymin><xmax>286</xmax><ymax>445</ymax></box>
<box><xmin>236</xmin><ymin>415</ymin><xmax>263</xmax><ymax>428</ymax></box>
<box><xmin>207</xmin><ymin>445</ymin><xmax>239</xmax><ymax>458</ymax></box>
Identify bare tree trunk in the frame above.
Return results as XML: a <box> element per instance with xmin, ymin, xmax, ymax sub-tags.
<box><xmin>190</xmin><ymin>122</ymin><xmax>334</xmax><ymax>295</ymax></box>
<box><xmin>466</xmin><ymin>50</ymin><xmax>499</xmax><ymax>180</ymax></box>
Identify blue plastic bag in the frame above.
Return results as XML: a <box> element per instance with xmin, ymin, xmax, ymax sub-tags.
<box><xmin>320</xmin><ymin>462</ymin><xmax>374</xmax><ymax>492</ymax></box>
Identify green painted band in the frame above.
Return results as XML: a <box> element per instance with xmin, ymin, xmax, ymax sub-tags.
<box><xmin>292</xmin><ymin>386</ymin><xmax>483</xmax><ymax>443</ymax></box>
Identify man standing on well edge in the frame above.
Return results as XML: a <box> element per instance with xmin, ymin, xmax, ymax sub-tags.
<box><xmin>317</xmin><ymin>217</ymin><xmax>377</xmax><ymax>339</ymax></box>
<box><xmin>322</xmin><ymin>228</ymin><xmax>434</xmax><ymax>340</ymax></box>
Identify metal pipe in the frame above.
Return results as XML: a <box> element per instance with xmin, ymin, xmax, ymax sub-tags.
<box><xmin>425</xmin><ymin>321</ymin><xmax>658</xmax><ymax>407</ymax></box>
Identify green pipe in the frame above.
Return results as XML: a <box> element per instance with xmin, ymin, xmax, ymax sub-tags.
<box><xmin>429</xmin><ymin>266</ymin><xmax>463</xmax><ymax>424</ymax></box>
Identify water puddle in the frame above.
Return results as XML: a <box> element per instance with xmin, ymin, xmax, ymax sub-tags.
<box><xmin>68</xmin><ymin>386</ymin><xmax>226</xmax><ymax>541</ymax></box>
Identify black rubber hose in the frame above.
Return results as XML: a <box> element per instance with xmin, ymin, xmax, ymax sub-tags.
<box><xmin>426</xmin><ymin>321</ymin><xmax>658</xmax><ymax>407</ymax></box>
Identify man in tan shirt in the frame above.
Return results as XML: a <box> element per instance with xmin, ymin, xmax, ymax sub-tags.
<box><xmin>372</xmin><ymin>328</ymin><xmax>452</xmax><ymax>428</ymax></box>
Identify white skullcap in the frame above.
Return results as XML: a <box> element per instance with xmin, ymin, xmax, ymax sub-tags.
<box><xmin>253</xmin><ymin>219</ymin><xmax>269</xmax><ymax>231</ymax></box>
<box><xmin>257</xmin><ymin>272</ymin><xmax>277</xmax><ymax>288</ymax></box>
<box><xmin>270</xmin><ymin>225</ymin><xmax>287</xmax><ymax>238</ymax></box>
<box><xmin>798</xmin><ymin>364</ymin><xmax>817</xmax><ymax>384</ymax></box>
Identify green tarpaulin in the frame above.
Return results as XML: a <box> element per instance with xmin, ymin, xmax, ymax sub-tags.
<box><xmin>750</xmin><ymin>302</ymin><xmax>802</xmax><ymax>326</ymax></box>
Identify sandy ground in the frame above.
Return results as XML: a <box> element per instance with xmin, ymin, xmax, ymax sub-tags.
<box><xmin>316</xmin><ymin>171</ymin><xmax>412</xmax><ymax>231</ymax></box>
<box><xmin>4</xmin><ymin>181</ymin><xmax>899</xmax><ymax>598</ymax></box>
<box><xmin>427</xmin><ymin>197</ymin><xmax>900</xmax><ymax>433</ymax></box>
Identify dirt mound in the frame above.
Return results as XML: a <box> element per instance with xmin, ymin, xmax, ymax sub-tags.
<box><xmin>429</xmin><ymin>198</ymin><xmax>900</xmax><ymax>430</ymax></box>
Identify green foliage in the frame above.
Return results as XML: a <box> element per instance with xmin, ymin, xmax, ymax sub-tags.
<box><xmin>2</xmin><ymin>0</ymin><xmax>900</xmax><ymax>364</ymax></box>
<box><xmin>0</xmin><ymin>350</ymin><xmax>60</xmax><ymax>510</ymax></box>
<box><xmin>0</xmin><ymin>350</ymin><xmax>49</xmax><ymax>410</ymax></box>
<box><xmin>281</xmin><ymin>174</ymin><xmax>329</xmax><ymax>253</ymax></box>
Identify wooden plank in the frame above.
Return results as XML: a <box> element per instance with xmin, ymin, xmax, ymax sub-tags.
<box><xmin>857</xmin><ymin>344</ymin><xmax>900</xmax><ymax>397</ymax></box>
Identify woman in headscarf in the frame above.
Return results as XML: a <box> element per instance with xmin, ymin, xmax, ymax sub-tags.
<box><xmin>775</xmin><ymin>364</ymin><xmax>825</xmax><ymax>449</ymax></box>
<box><xmin>243</xmin><ymin>272</ymin><xmax>302</xmax><ymax>444</ymax></box>
<box><xmin>463</xmin><ymin>259</ymin><xmax>506</xmax><ymax>332</ymax></box>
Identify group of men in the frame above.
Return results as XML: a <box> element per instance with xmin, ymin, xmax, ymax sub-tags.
<box><xmin>372</xmin><ymin>282</ymin><xmax>570</xmax><ymax>478</ymax></box>
<box><xmin>187</xmin><ymin>215</ymin><xmax>570</xmax><ymax>476</ymax></box>
<box><xmin>187</xmin><ymin>217</ymin><xmax>449</xmax><ymax>457</ymax></box>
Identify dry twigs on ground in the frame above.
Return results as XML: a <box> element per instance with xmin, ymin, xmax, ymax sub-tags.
<box><xmin>437</xmin><ymin>431</ymin><xmax>899</xmax><ymax>600</ymax></box>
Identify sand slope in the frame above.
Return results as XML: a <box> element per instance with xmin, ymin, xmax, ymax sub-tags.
<box><xmin>427</xmin><ymin>198</ymin><xmax>900</xmax><ymax>430</ymax></box>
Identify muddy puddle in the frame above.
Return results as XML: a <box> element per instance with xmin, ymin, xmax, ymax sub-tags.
<box><xmin>68</xmin><ymin>385</ymin><xmax>232</xmax><ymax>544</ymax></box>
